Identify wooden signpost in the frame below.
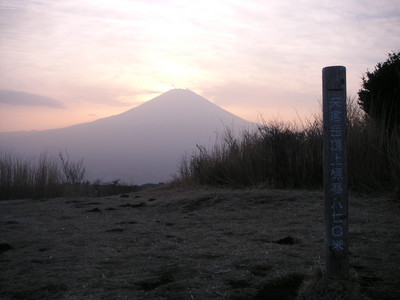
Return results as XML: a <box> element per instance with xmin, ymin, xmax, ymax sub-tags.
<box><xmin>322</xmin><ymin>66</ymin><xmax>349</xmax><ymax>279</ymax></box>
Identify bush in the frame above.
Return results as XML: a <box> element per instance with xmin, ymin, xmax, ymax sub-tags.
<box><xmin>59</xmin><ymin>150</ymin><xmax>86</xmax><ymax>185</ymax></box>
<box><xmin>358</xmin><ymin>51</ymin><xmax>400</xmax><ymax>131</ymax></box>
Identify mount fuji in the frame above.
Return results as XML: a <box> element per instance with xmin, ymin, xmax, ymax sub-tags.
<box><xmin>0</xmin><ymin>89</ymin><xmax>255</xmax><ymax>184</ymax></box>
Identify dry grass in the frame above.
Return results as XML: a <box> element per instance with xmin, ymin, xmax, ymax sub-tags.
<box><xmin>0</xmin><ymin>151</ymin><xmax>136</xmax><ymax>200</ymax></box>
<box><xmin>296</xmin><ymin>267</ymin><xmax>371</xmax><ymax>300</ymax></box>
<box><xmin>178</xmin><ymin>98</ymin><xmax>400</xmax><ymax>195</ymax></box>
<box><xmin>0</xmin><ymin>151</ymin><xmax>63</xmax><ymax>199</ymax></box>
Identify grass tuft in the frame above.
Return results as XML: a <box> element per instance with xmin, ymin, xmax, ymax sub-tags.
<box><xmin>296</xmin><ymin>267</ymin><xmax>371</xmax><ymax>300</ymax></box>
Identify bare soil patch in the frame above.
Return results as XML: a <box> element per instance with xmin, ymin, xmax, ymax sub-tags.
<box><xmin>1</xmin><ymin>185</ymin><xmax>399</xmax><ymax>299</ymax></box>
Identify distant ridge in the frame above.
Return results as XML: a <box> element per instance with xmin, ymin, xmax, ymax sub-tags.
<box><xmin>0</xmin><ymin>89</ymin><xmax>255</xmax><ymax>184</ymax></box>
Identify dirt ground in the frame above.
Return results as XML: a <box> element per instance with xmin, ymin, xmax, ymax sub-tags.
<box><xmin>1</xmin><ymin>185</ymin><xmax>399</xmax><ymax>299</ymax></box>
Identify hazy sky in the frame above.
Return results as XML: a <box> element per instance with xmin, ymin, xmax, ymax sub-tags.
<box><xmin>1</xmin><ymin>0</ymin><xmax>399</xmax><ymax>132</ymax></box>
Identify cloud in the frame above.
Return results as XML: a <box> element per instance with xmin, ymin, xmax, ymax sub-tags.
<box><xmin>0</xmin><ymin>90</ymin><xmax>66</xmax><ymax>108</ymax></box>
<box><xmin>0</xmin><ymin>0</ymin><xmax>399</xmax><ymax>129</ymax></box>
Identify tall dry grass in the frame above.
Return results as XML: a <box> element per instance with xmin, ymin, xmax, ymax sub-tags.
<box><xmin>178</xmin><ymin>98</ymin><xmax>400</xmax><ymax>195</ymax></box>
<box><xmin>0</xmin><ymin>151</ymin><xmax>86</xmax><ymax>200</ymax></box>
<box><xmin>178</xmin><ymin>119</ymin><xmax>323</xmax><ymax>188</ymax></box>
<box><xmin>0</xmin><ymin>150</ymin><xmax>139</xmax><ymax>200</ymax></box>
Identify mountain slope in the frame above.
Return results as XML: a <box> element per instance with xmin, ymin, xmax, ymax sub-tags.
<box><xmin>0</xmin><ymin>89</ymin><xmax>254</xmax><ymax>184</ymax></box>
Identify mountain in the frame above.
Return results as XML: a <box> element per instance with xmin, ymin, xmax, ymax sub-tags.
<box><xmin>0</xmin><ymin>89</ymin><xmax>254</xmax><ymax>184</ymax></box>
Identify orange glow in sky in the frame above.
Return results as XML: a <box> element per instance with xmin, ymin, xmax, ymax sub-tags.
<box><xmin>1</xmin><ymin>0</ymin><xmax>399</xmax><ymax>132</ymax></box>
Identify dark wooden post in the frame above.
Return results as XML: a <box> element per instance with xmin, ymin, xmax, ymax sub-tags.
<box><xmin>322</xmin><ymin>66</ymin><xmax>349</xmax><ymax>279</ymax></box>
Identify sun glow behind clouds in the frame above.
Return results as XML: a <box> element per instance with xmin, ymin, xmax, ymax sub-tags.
<box><xmin>0</xmin><ymin>0</ymin><xmax>400</xmax><ymax>131</ymax></box>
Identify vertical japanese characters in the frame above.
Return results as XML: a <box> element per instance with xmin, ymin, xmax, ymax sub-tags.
<box><xmin>328</xmin><ymin>98</ymin><xmax>346</xmax><ymax>252</ymax></box>
<box><xmin>322</xmin><ymin>66</ymin><xmax>349</xmax><ymax>279</ymax></box>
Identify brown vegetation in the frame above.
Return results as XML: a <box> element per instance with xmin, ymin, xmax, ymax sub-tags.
<box><xmin>0</xmin><ymin>151</ymin><xmax>137</xmax><ymax>200</ymax></box>
<box><xmin>178</xmin><ymin>98</ymin><xmax>400</xmax><ymax>196</ymax></box>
